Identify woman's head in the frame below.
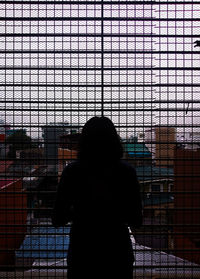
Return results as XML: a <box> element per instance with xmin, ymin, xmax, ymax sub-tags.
<box><xmin>78</xmin><ymin>116</ymin><xmax>123</xmax><ymax>162</ymax></box>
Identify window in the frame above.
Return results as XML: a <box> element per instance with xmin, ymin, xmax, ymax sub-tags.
<box><xmin>168</xmin><ymin>183</ymin><xmax>173</xmax><ymax>192</ymax></box>
<box><xmin>151</xmin><ymin>184</ymin><xmax>162</xmax><ymax>192</ymax></box>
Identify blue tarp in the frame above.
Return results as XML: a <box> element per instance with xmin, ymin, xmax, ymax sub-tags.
<box><xmin>16</xmin><ymin>227</ymin><xmax>70</xmax><ymax>259</ymax></box>
<box><xmin>128</xmin><ymin>152</ymin><xmax>152</xmax><ymax>158</ymax></box>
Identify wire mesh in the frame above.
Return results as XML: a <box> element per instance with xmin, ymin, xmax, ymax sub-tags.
<box><xmin>0</xmin><ymin>0</ymin><xmax>200</xmax><ymax>278</ymax></box>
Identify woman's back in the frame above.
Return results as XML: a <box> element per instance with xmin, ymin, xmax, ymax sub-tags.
<box><xmin>52</xmin><ymin>116</ymin><xmax>142</xmax><ymax>279</ymax></box>
<box><xmin>68</xmin><ymin>160</ymin><xmax>141</xmax><ymax>226</ymax></box>
<box><xmin>52</xmin><ymin>159</ymin><xmax>142</xmax><ymax>279</ymax></box>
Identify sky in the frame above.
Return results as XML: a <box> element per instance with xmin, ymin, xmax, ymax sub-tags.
<box><xmin>0</xmin><ymin>1</ymin><xmax>199</xmax><ymax>138</ymax></box>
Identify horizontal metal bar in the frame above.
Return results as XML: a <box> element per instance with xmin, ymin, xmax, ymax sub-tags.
<box><xmin>1</xmin><ymin>176</ymin><xmax>199</xmax><ymax>182</ymax></box>
<box><xmin>1</xmin><ymin>50</ymin><xmax>200</xmax><ymax>55</ymax></box>
<box><xmin>1</xmin><ymin>155</ymin><xmax>199</xmax><ymax>160</ymax></box>
<box><xmin>1</xmin><ymin>228</ymin><xmax>200</xmax><ymax>236</ymax></box>
<box><xmin>1</xmin><ymin>108</ymin><xmax>200</xmax><ymax>112</ymax></box>
<box><xmin>1</xmin><ymin>0</ymin><xmax>199</xmax><ymax>5</ymax></box>
<box><xmin>0</xmin><ymin>0</ymin><xmax>200</xmax><ymax>5</ymax></box>
<box><xmin>1</xmin><ymin>124</ymin><xmax>200</xmax><ymax>128</ymax></box>
<box><xmin>2</xmin><ymin>149</ymin><xmax>200</xmax><ymax>155</ymax></box>
<box><xmin>1</xmin><ymin>67</ymin><xmax>200</xmax><ymax>71</ymax></box>
<box><xmin>1</xmin><ymin>173</ymin><xmax>199</xmax><ymax>180</ymax></box>
<box><xmin>1</xmin><ymin>17</ymin><xmax>200</xmax><ymax>22</ymax></box>
<box><xmin>134</xmin><ymin>231</ymin><xmax>200</xmax><ymax>235</ymax></box>
<box><xmin>0</xmin><ymin>1</ymin><xmax>155</xmax><ymax>5</ymax></box>
<box><xmin>1</xmin><ymin>223</ymin><xmax>193</xmax><ymax>229</ymax></box>
<box><xmin>2</xmin><ymin>100</ymin><xmax>200</xmax><ymax>105</ymax></box>
<box><xmin>1</xmin><ymin>83</ymin><xmax>200</xmax><ymax>87</ymax></box>
<box><xmin>0</xmin><ymin>224</ymin><xmax>199</xmax><ymax>231</ymax></box>
<box><xmin>0</xmin><ymin>224</ymin><xmax>199</xmax><ymax>230</ymax></box>
<box><xmin>142</xmin><ymin>141</ymin><xmax>200</xmax><ymax>144</ymax></box>
<box><xmin>0</xmin><ymin>265</ymin><xmax>199</xmax><ymax>270</ymax></box>
<box><xmin>1</xmin><ymin>207</ymin><xmax>200</xmax><ymax>211</ymax></box>
<box><xmin>0</xmin><ymin>33</ymin><xmax>199</xmax><ymax>38</ymax></box>
<box><xmin>0</xmin><ymin>224</ymin><xmax>67</xmax><ymax>228</ymax></box>
<box><xmin>2</xmin><ymin>190</ymin><xmax>200</xmax><ymax>195</ymax></box>
<box><xmin>1</xmin><ymin>247</ymin><xmax>200</xmax><ymax>255</ymax></box>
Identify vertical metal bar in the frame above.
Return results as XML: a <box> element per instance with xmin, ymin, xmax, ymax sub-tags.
<box><xmin>101</xmin><ymin>0</ymin><xmax>104</xmax><ymax>117</ymax></box>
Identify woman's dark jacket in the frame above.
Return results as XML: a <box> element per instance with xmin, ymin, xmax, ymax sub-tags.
<box><xmin>52</xmin><ymin>159</ymin><xmax>143</xmax><ymax>279</ymax></box>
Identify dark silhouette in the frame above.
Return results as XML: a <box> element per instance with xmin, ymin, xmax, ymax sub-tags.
<box><xmin>52</xmin><ymin>117</ymin><xmax>143</xmax><ymax>279</ymax></box>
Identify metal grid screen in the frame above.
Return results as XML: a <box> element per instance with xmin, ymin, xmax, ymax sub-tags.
<box><xmin>0</xmin><ymin>0</ymin><xmax>200</xmax><ymax>278</ymax></box>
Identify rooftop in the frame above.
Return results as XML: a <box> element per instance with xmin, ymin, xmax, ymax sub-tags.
<box><xmin>13</xmin><ymin>225</ymin><xmax>200</xmax><ymax>279</ymax></box>
<box><xmin>124</xmin><ymin>143</ymin><xmax>152</xmax><ymax>158</ymax></box>
<box><xmin>0</xmin><ymin>178</ymin><xmax>15</xmax><ymax>189</ymax></box>
<box><xmin>143</xmin><ymin>192</ymin><xmax>174</xmax><ymax>206</ymax></box>
<box><xmin>0</xmin><ymin>160</ymin><xmax>13</xmax><ymax>173</ymax></box>
<box><xmin>135</xmin><ymin>166</ymin><xmax>174</xmax><ymax>182</ymax></box>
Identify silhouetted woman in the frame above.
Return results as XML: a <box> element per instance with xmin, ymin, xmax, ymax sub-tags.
<box><xmin>52</xmin><ymin>116</ymin><xmax>143</xmax><ymax>279</ymax></box>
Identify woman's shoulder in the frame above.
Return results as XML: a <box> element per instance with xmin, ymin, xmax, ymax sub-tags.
<box><xmin>118</xmin><ymin>159</ymin><xmax>135</xmax><ymax>169</ymax></box>
<box><xmin>63</xmin><ymin>159</ymin><xmax>136</xmax><ymax>175</ymax></box>
<box><xmin>117</xmin><ymin>160</ymin><xmax>137</xmax><ymax>175</ymax></box>
<box><xmin>62</xmin><ymin>160</ymin><xmax>81</xmax><ymax>174</ymax></box>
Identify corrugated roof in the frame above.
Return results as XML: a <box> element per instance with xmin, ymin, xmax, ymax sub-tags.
<box><xmin>135</xmin><ymin>166</ymin><xmax>174</xmax><ymax>182</ymax></box>
<box><xmin>16</xmin><ymin>227</ymin><xmax>70</xmax><ymax>259</ymax></box>
<box><xmin>0</xmin><ymin>178</ymin><xmax>15</xmax><ymax>189</ymax></box>
<box><xmin>124</xmin><ymin>143</ymin><xmax>151</xmax><ymax>158</ymax></box>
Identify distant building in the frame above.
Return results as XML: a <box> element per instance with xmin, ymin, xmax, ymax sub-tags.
<box><xmin>0</xmin><ymin>134</ymin><xmax>7</xmax><ymax>158</ymax></box>
<box><xmin>0</xmin><ymin>179</ymin><xmax>27</xmax><ymax>266</ymax></box>
<box><xmin>0</xmin><ymin>119</ymin><xmax>5</xmax><ymax>134</ymax></box>
<box><xmin>16</xmin><ymin>148</ymin><xmax>45</xmax><ymax>165</ymax></box>
<box><xmin>0</xmin><ymin>120</ymin><xmax>28</xmax><ymax>159</ymax></box>
<box><xmin>134</xmin><ymin>166</ymin><xmax>174</xmax><ymax>250</ymax></box>
<box><xmin>5</xmin><ymin>128</ymin><xmax>27</xmax><ymax>137</ymax></box>
<box><xmin>0</xmin><ymin>120</ymin><xmax>10</xmax><ymax>158</ymax></box>
<box><xmin>135</xmin><ymin>165</ymin><xmax>174</xmax><ymax>217</ymax></box>
<box><xmin>137</xmin><ymin>131</ymin><xmax>145</xmax><ymax>142</ymax></box>
<box><xmin>59</xmin><ymin>133</ymin><xmax>81</xmax><ymax>150</ymax></box>
<box><xmin>123</xmin><ymin>138</ymin><xmax>152</xmax><ymax>166</ymax></box>
<box><xmin>0</xmin><ymin>160</ymin><xmax>13</xmax><ymax>174</ymax></box>
<box><xmin>145</xmin><ymin>126</ymin><xmax>176</xmax><ymax>167</ymax></box>
<box><xmin>41</xmin><ymin>122</ymin><xmax>80</xmax><ymax>176</ymax></box>
<box><xmin>176</xmin><ymin>131</ymin><xmax>200</xmax><ymax>150</ymax></box>
<box><xmin>173</xmin><ymin>147</ymin><xmax>200</xmax><ymax>264</ymax></box>
<box><xmin>58</xmin><ymin>148</ymin><xmax>78</xmax><ymax>179</ymax></box>
<box><xmin>136</xmin><ymin>165</ymin><xmax>174</xmax><ymax>194</ymax></box>
<box><xmin>57</xmin><ymin>133</ymin><xmax>80</xmax><ymax>179</ymax></box>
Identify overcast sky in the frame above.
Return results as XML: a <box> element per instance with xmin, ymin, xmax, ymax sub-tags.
<box><xmin>0</xmin><ymin>1</ymin><xmax>199</xmax><ymax>138</ymax></box>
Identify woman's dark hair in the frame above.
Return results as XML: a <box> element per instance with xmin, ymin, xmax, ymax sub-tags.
<box><xmin>78</xmin><ymin>116</ymin><xmax>123</xmax><ymax>162</ymax></box>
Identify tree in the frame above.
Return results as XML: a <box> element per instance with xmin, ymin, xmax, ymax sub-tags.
<box><xmin>6</xmin><ymin>130</ymin><xmax>33</xmax><ymax>158</ymax></box>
